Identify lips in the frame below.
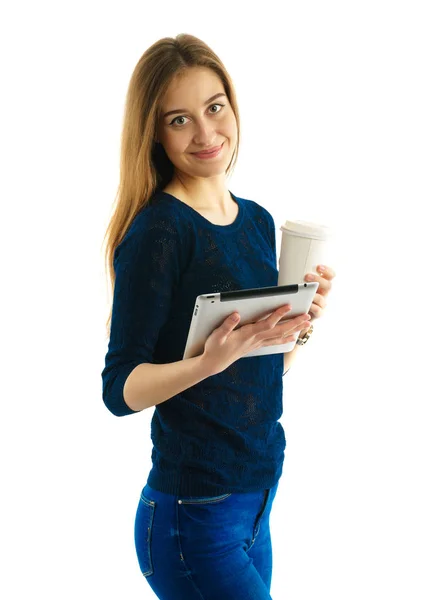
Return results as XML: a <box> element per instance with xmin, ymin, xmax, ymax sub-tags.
<box><xmin>192</xmin><ymin>144</ymin><xmax>223</xmax><ymax>155</ymax></box>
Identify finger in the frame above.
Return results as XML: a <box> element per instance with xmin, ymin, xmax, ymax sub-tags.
<box><xmin>261</xmin><ymin>333</ymin><xmax>296</xmax><ymax>346</ymax></box>
<box><xmin>276</xmin><ymin>314</ymin><xmax>311</xmax><ymax>337</ymax></box>
<box><xmin>222</xmin><ymin>312</ymin><xmax>240</xmax><ymax>332</ymax></box>
<box><xmin>304</xmin><ymin>273</ymin><xmax>331</xmax><ymax>294</ymax></box>
<box><xmin>269</xmin><ymin>304</ymin><xmax>293</xmax><ymax>326</ymax></box>
<box><xmin>311</xmin><ymin>293</ymin><xmax>326</xmax><ymax>308</ymax></box>
<box><xmin>262</xmin><ymin>318</ymin><xmax>309</xmax><ymax>345</ymax></box>
<box><xmin>277</xmin><ymin>311</ymin><xmax>310</xmax><ymax>328</ymax></box>
<box><xmin>317</xmin><ymin>265</ymin><xmax>336</xmax><ymax>279</ymax></box>
<box><xmin>308</xmin><ymin>302</ymin><xmax>322</xmax><ymax>319</ymax></box>
<box><xmin>257</xmin><ymin>312</ymin><xmax>308</xmax><ymax>341</ymax></box>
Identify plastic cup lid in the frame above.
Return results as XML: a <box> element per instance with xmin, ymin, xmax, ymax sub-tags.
<box><xmin>280</xmin><ymin>220</ymin><xmax>334</xmax><ymax>241</ymax></box>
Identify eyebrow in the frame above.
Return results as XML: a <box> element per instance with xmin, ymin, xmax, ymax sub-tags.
<box><xmin>162</xmin><ymin>93</ymin><xmax>227</xmax><ymax>119</ymax></box>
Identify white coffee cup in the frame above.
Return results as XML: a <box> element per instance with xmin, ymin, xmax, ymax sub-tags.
<box><xmin>277</xmin><ymin>220</ymin><xmax>334</xmax><ymax>286</ymax></box>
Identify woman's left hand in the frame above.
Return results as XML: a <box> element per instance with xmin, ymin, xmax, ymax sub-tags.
<box><xmin>303</xmin><ymin>264</ymin><xmax>336</xmax><ymax>322</ymax></box>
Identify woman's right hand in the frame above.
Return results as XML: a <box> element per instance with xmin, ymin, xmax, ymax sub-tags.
<box><xmin>200</xmin><ymin>304</ymin><xmax>311</xmax><ymax>376</ymax></box>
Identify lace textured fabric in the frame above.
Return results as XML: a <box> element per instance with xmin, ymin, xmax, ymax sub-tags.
<box><xmin>101</xmin><ymin>190</ymin><xmax>287</xmax><ymax>496</ymax></box>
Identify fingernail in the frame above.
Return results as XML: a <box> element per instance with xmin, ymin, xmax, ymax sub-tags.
<box><xmin>317</xmin><ymin>265</ymin><xmax>325</xmax><ymax>272</ymax></box>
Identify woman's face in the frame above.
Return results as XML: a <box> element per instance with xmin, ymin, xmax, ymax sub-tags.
<box><xmin>156</xmin><ymin>67</ymin><xmax>238</xmax><ymax>177</ymax></box>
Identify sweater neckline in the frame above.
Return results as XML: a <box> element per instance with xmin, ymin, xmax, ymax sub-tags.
<box><xmin>156</xmin><ymin>190</ymin><xmax>244</xmax><ymax>232</ymax></box>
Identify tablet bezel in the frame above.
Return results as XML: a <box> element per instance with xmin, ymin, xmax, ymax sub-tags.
<box><xmin>183</xmin><ymin>282</ymin><xmax>318</xmax><ymax>360</ymax></box>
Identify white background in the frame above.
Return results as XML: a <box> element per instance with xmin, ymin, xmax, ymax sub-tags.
<box><xmin>1</xmin><ymin>1</ymin><xmax>431</xmax><ymax>598</ymax></box>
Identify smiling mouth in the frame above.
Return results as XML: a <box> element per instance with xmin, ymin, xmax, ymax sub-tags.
<box><xmin>191</xmin><ymin>142</ymin><xmax>225</xmax><ymax>158</ymax></box>
<box><xmin>192</xmin><ymin>143</ymin><xmax>223</xmax><ymax>155</ymax></box>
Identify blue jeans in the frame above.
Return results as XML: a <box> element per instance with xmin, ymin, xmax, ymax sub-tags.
<box><xmin>134</xmin><ymin>480</ymin><xmax>280</xmax><ymax>599</ymax></box>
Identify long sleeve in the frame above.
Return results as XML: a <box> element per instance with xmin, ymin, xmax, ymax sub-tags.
<box><xmin>101</xmin><ymin>208</ymin><xmax>186</xmax><ymax>417</ymax></box>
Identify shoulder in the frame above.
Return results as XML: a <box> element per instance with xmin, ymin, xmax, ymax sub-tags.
<box><xmin>132</xmin><ymin>194</ymin><xmax>186</xmax><ymax>233</ymax></box>
<box><xmin>238</xmin><ymin>195</ymin><xmax>275</xmax><ymax>227</ymax></box>
<box><xmin>114</xmin><ymin>193</ymin><xmax>191</xmax><ymax>263</ymax></box>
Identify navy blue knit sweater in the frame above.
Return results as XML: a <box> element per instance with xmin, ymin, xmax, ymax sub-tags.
<box><xmin>101</xmin><ymin>190</ymin><xmax>286</xmax><ymax>496</ymax></box>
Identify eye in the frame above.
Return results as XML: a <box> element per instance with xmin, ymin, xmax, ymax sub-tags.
<box><xmin>169</xmin><ymin>103</ymin><xmax>225</xmax><ymax>127</ymax></box>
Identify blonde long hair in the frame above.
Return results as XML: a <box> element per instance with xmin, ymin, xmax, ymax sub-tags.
<box><xmin>101</xmin><ymin>33</ymin><xmax>241</xmax><ymax>339</ymax></box>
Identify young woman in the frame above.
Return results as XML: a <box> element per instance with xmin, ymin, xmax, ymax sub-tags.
<box><xmin>101</xmin><ymin>33</ymin><xmax>335</xmax><ymax>600</ymax></box>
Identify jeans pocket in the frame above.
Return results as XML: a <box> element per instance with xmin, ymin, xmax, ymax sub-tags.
<box><xmin>134</xmin><ymin>493</ymin><xmax>156</xmax><ymax>577</ymax></box>
<box><xmin>177</xmin><ymin>492</ymin><xmax>233</xmax><ymax>505</ymax></box>
<box><xmin>252</xmin><ymin>489</ymin><xmax>270</xmax><ymax>538</ymax></box>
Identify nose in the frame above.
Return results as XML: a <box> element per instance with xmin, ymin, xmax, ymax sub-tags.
<box><xmin>191</xmin><ymin>119</ymin><xmax>218</xmax><ymax>146</ymax></box>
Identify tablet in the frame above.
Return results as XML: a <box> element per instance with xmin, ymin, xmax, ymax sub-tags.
<box><xmin>183</xmin><ymin>281</ymin><xmax>318</xmax><ymax>360</ymax></box>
